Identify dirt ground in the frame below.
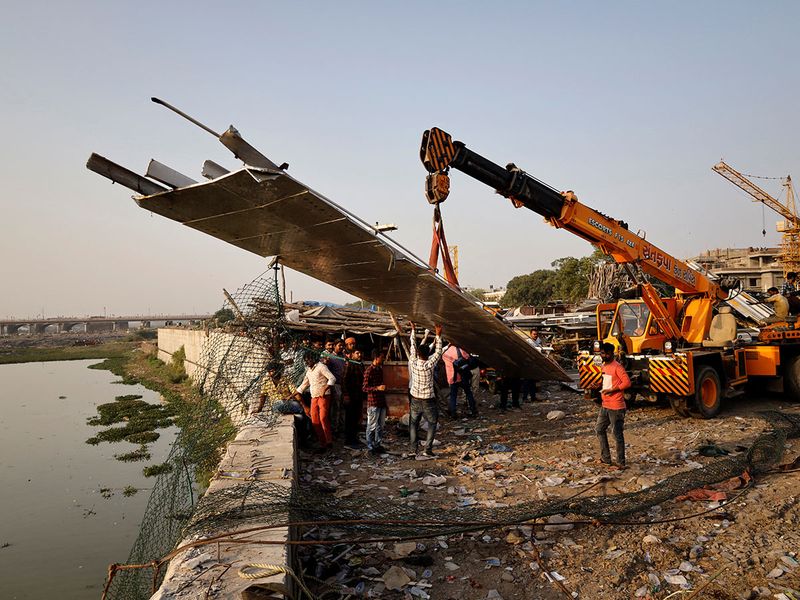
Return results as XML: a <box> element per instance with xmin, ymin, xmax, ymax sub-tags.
<box><xmin>297</xmin><ymin>384</ymin><xmax>800</xmax><ymax>600</ymax></box>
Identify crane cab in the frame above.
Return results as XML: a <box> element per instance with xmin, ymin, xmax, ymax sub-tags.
<box><xmin>579</xmin><ymin>297</ymin><xmax>731</xmax><ymax>416</ymax></box>
<box><xmin>580</xmin><ymin>299</ymin><xmax>675</xmax><ymax>395</ymax></box>
<box><xmin>600</xmin><ymin>298</ymin><xmax>677</xmax><ymax>355</ymax></box>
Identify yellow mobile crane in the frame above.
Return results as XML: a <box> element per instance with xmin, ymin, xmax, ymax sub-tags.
<box><xmin>420</xmin><ymin>127</ymin><xmax>800</xmax><ymax>418</ymax></box>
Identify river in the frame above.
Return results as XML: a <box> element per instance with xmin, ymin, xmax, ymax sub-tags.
<box><xmin>0</xmin><ymin>359</ymin><xmax>177</xmax><ymax>599</ymax></box>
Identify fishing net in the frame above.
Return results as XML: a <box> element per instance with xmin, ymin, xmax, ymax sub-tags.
<box><xmin>179</xmin><ymin>411</ymin><xmax>798</xmax><ymax>542</ymax></box>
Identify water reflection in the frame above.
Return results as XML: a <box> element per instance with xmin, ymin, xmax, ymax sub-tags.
<box><xmin>0</xmin><ymin>360</ymin><xmax>177</xmax><ymax>599</ymax></box>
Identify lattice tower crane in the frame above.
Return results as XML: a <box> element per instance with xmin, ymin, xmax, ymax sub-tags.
<box><xmin>712</xmin><ymin>161</ymin><xmax>798</xmax><ymax>275</ymax></box>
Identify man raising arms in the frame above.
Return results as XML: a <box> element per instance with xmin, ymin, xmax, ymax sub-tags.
<box><xmin>408</xmin><ymin>323</ymin><xmax>444</xmax><ymax>457</ymax></box>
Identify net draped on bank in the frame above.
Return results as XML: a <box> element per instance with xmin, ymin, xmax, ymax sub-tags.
<box><xmin>105</xmin><ymin>269</ymin><xmax>305</xmax><ymax>599</ymax></box>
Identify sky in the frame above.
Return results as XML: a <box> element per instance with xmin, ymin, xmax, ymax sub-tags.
<box><xmin>1</xmin><ymin>1</ymin><xmax>798</xmax><ymax>319</ymax></box>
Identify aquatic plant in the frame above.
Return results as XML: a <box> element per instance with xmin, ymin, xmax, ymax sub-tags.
<box><xmin>114</xmin><ymin>445</ymin><xmax>151</xmax><ymax>462</ymax></box>
<box><xmin>143</xmin><ymin>463</ymin><xmax>173</xmax><ymax>478</ymax></box>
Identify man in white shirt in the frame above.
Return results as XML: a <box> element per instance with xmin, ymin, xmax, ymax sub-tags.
<box><xmin>297</xmin><ymin>352</ymin><xmax>337</xmax><ymax>450</ymax></box>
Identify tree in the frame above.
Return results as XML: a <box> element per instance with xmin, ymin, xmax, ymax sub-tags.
<box><xmin>550</xmin><ymin>255</ymin><xmax>601</xmax><ymax>302</ymax></box>
<box><xmin>213</xmin><ymin>308</ymin><xmax>235</xmax><ymax>324</ymax></box>
<box><xmin>503</xmin><ymin>250</ymin><xmax>607</xmax><ymax>307</ymax></box>
<box><xmin>466</xmin><ymin>288</ymin><xmax>488</xmax><ymax>301</ymax></box>
<box><xmin>503</xmin><ymin>270</ymin><xmax>558</xmax><ymax>306</ymax></box>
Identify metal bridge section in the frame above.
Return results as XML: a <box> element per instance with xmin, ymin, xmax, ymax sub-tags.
<box><xmin>86</xmin><ymin>102</ymin><xmax>568</xmax><ymax>380</ymax></box>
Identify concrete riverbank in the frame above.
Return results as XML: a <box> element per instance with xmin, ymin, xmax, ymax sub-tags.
<box><xmin>151</xmin><ymin>328</ymin><xmax>298</xmax><ymax>599</ymax></box>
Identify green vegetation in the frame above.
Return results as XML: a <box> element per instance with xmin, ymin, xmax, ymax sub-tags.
<box><xmin>88</xmin><ymin>355</ymin><xmax>139</xmax><ymax>383</ymax></box>
<box><xmin>85</xmin><ymin>392</ymin><xmax>175</xmax><ymax>450</ymax></box>
<box><xmin>87</xmin><ymin>343</ymin><xmax>236</xmax><ymax>489</ymax></box>
<box><xmin>503</xmin><ymin>251</ymin><xmax>608</xmax><ymax>306</ymax></box>
<box><xmin>98</xmin><ymin>484</ymin><xmax>143</xmax><ymax>498</ymax></box>
<box><xmin>126</xmin><ymin>431</ymin><xmax>160</xmax><ymax>444</ymax></box>
<box><xmin>143</xmin><ymin>463</ymin><xmax>173</xmax><ymax>478</ymax></box>
<box><xmin>127</xmin><ymin>329</ymin><xmax>157</xmax><ymax>341</ymax></box>
<box><xmin>0</xmin><ymin>341</ymin><xmax>136</xmax><ymax>365</ymax></box>
<box><xmin>114</xmin><ymin>446</ymin><xmax>151</xmax><ymax>462</ymax></box>
<box><xmin>213</xmin><ymin>307</ymin><xmax>235</xmax><ymax>325</ymax></box>
<box><xmin>167</xmin><ymin>346</ymin><xmax>188</xmax><ymax>383</ymax></box>
<box><xmin>466</xmin><ymin>288</ymin><xmax>488</xmax><ymax>301</ymax></box>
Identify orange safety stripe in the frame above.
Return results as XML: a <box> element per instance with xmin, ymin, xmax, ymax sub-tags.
<box><xmin>649</xmin><ymin>356</ymin><xmax>690</xmax><ymax>395</ymax></box>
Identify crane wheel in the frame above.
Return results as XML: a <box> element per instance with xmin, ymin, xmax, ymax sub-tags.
<box><xmin>691</xmin><ymin>366</ymin><xmax>722</xmax><ymax>419</ymax></box>
<box><xmin>785</xmin><ymin>355</ymin><xmax>800</xmax><ymax>401</ymax></box>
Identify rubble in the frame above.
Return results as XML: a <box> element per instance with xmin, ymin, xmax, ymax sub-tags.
<box><xmin>382</xmin><ymin>565</ymin><xmax>412</xmax><ymax>590</ymax></box>
<box><xmin>295</xmin><ymin>383</ymin><xmax>800</xmax><ymax>599</ymax></box>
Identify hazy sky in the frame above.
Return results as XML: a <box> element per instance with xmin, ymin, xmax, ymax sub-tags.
<box><xmin>1</xmin><ymin>1</ymin><xmax>798</xmax><ymax>318</ymax></box>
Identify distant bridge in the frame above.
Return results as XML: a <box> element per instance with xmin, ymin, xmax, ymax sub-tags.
<box><xmin>0</xmin><ymin>315</ymin><xmax>212</xmax><ymax>335</ymax></box>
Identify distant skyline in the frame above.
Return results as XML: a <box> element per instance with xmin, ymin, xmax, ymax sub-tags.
<box><xmin>1</xmin><ymin>1</ymin><xmax>798</xmax><ymax>318</ymax></box>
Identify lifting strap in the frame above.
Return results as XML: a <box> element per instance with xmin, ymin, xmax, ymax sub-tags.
<box><xmin>428</xmin><ymin>204</ymin><xmax>459</xmax><ymax>287</ymax></box>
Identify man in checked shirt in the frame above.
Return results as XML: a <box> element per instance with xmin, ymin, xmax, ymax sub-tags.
<box><xmin>408</xmin><ymin>323</ymin><xmax>444</xmax><ymax>457</ymax></box>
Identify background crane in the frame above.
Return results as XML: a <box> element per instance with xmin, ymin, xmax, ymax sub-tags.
<box><xmin>712</xmin><ymin>161</ymin><xmax>798</xmax><ymax>276</ymax></box>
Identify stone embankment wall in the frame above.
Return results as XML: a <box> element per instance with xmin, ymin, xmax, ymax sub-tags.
<box><xmin>153</xmin><ymin>328</ymin><xmax>297</xmax><ymax>598</ymax></box>
<box><xmin>156</xmin><ymin>327</ymin><xmax>207</xmax><ymax>379</ymax></box>
<box><xmin>157</xmin><ymin>327</ymin><xmax>274</xmax><ymax>426</ymax></box>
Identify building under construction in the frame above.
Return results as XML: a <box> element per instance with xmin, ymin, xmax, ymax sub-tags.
<box><xmin>690</xmin><ymin>246</ymin><xmax>784</xmax><ymax>293</ymax></box>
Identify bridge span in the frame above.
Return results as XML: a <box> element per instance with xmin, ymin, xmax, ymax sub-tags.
<box><xmin>0</xmin><ymin>315</ymin><xmax>212</xmax><ymax>335</ymax></box>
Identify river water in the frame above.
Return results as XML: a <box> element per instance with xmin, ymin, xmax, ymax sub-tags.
<box><xmin>0</xmin><ymin>360</ymin><xmax>177</xmax><ymax>599</ymax></box>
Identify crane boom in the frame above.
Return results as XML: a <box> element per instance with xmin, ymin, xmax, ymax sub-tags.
<box><xmin>712</xmin><ymin>160</ymin><xmax>798</xmax><ymax>275</ymax></box>
<box><xmin>712</xmin><ymin>161</ymin><xmax>796</xmax><ymax>225</ymax></box>
<box><xmin>419</xmin><ymin>128</ymin><xmax>800</xmax><ymax>421</ymax></box>
<box><xmin>421</xmin><ymin>127</ymin><xmax>726</xmax><ymax>301</ymax></box>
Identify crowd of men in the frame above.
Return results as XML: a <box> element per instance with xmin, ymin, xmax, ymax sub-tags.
<box><xmin>239</xmin><ymin>275</ymin><xmax>800</xmax><ymax>469</ymax></box>
<box><xmin>250</xmin><ymin>326</ymin><xmax>552</xmax><ymax>456</ymax></box>
<box><xmin>250</xmin><ymin>326</ymin><xmax>631</xmax><ymax>469</ymax></box>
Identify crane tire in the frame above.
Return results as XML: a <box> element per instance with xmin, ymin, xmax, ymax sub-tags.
<box><xmin>785</xmin><ymin>354</ymin><xmax>800</xmax><ymax>401</ymax></box>
<box><xmin>692</xmin><ymin>366</ymin><xmax>722</xmax><ymax>419</ymax></box>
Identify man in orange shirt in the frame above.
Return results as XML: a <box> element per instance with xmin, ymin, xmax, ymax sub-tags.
<box><xmin>596</xmin><ymin>342</ymin><xmax>632</xmax><ymax>468</ymax></box>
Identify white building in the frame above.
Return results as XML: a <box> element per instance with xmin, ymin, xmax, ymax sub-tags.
<box><xmin>690</xmin><ymin>247</ymin><xmax>784</xmax><ymax>292</ymax></box>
